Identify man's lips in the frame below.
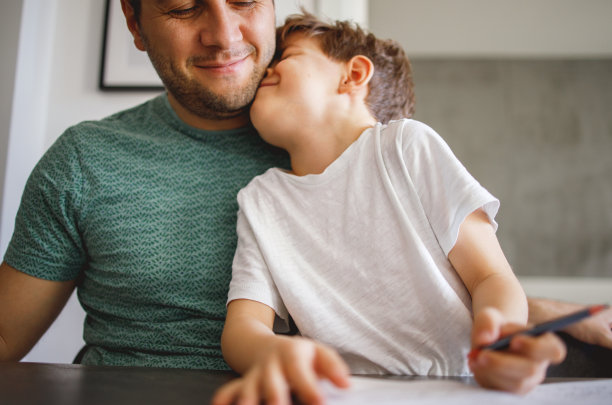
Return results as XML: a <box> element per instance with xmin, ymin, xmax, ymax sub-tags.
<box><xmin>196</xmin><ymin>59</ymin><xmax>243</xmax><ymax>68</ymax></box>
<box><xmin>193</xmin><ymin>55</ymin><xmax>250</xmax><ymax>73</ymax></box>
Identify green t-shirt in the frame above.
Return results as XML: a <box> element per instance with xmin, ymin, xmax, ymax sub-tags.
<box><xmin>4</xmin><ymin>94</ymin><xmax>288</xmax><ymax>369</ymax></box>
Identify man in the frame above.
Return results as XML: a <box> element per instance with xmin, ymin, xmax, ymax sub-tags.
<box><xmin>0</xmin><ymin>0</ymin><xmax>608</xmax><ymax>395</ymax></box>
<box><xmin>0</xmin><ymin>0</ymin><xmax>284</xmax><ymax>370</ymax></box>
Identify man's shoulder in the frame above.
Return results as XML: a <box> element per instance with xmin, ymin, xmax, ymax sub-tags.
<box><xmin>51</xmin><ymin>94</ymin><xmax>174</xmax><ymax>154</ymax></box>
<box><xmin>70</xmin><ymin>94</ymin><xmax>165</xmax><ymax>135</ymax></box>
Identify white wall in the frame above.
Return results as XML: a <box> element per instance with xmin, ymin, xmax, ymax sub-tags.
<box><xmin>370</xmin><ymin>0</ymin><xmax>612</xmax><ymax>58</ymax></box>
<box><xmin>0</xmin><ymin>0</ymin><xmax>23</xmax><ymax>227</ymax></box>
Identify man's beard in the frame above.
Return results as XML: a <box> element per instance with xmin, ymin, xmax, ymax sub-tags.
<box><xmin>142</xmin><ymin>37</ymin><xmax>272</xmax><ymax>121</ymax></box>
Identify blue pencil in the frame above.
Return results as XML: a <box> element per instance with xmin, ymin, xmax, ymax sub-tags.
<box><xmin>468</xmin><ymin>304</ymin><xmax>609</xmax><ymax>360</ymax></box>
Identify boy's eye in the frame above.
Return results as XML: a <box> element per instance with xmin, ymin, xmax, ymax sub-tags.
<box><xmin>279</xmin><ymin>51</ymin><xmax>296</xmax><ymax>61</ymax></box>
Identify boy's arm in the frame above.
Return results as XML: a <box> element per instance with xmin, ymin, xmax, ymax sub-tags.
<box><xmin>449</xmin><ymin>209</ymin><xmax>528</xmax><ymax>327</ymax></box>
<box><xmin>215</xmin><ymin>299</ymin><xmax>350</xmax><ymax>405</ymax></box>
<box><xmin>448</xmin><ymin>209</ymin><xmax>565</xmax><ymax>393</ymax></box>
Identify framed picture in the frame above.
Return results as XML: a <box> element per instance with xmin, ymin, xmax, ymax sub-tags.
<box><xmin>99</xmin><ymin>0</ymin><xmax>163</xmax><ymax>91</ymax></box>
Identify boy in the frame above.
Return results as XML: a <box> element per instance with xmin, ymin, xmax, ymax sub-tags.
<box><xmin>214</xmin><ymin>13</ymin><xmax>563</xmax><ymax>405</ymax></box>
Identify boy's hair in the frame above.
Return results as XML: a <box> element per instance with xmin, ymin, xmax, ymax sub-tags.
<box><xmin>277</xmin><ymin>13</ymin><xmax>415</xmax><ymax>123</ymax></box>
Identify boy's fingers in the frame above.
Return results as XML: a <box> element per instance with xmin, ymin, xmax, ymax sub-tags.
<box><xmin>314</xmin><ymin>345</ymin><xmax>351</xmax><ymax>388</ymax></box>
<box><xmin>471</xmin><ymin>308</ymin><xmax>503</xmax><ymax>347</ymax></box>
<box><xmin>237</xmin><ymin>368</ymin><xmax>264</xmax><ymax>405</ymax></box>
<box><xmin>284</xmin><ymin>349</ymin><xmax>325</xmax><ymax>405</ymax></box>
<box><xmin>211</xmin><ymin>378</ymin><xmax>245</xmax><ymax>405</ymax></box>
<box><xmin>509</xmin><ymin>333</ymin><xmax>566</xmax><ymax>364</ymax></box>
<box><xmin>469</xmin><ymin>350</ymin><xmax>547</xmax><ymax>394</ymax></box>
<box><xmin>263</xmin><ymin>360</ymin><xmax>291</xmax><ymax>405</ymax></box>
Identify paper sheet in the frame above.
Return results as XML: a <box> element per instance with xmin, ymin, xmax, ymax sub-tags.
<box><xmin>322</xmin><ymin>376</ymin><xmax>612</xmax><ymax>405</ymax></box>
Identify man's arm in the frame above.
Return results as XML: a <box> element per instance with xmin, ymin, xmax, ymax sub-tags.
<box><xmin>0</xmin><ymin>261</ymin><xmax>75</xmax><ymax>361</ymax></box>
<box><xmin>528</xmin><ymin>296</ymin><xmax>612</xmax><ymax>349</ymax></box>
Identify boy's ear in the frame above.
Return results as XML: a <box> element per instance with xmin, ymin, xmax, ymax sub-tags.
<box><xmin>339</xmin><ymin>55</ymin><xmax>374</xmax><ymax>94</ymax></box>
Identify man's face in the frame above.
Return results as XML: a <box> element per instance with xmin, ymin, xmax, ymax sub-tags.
<box><xmin>125</xmin><ymin>0</ymin><xmax>276</xmax><ymax>125</ymax></box>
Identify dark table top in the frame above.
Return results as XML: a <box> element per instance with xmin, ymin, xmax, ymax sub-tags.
<box><xmin>0</xmin><ymin>362</ymin><xmax>236</xmax><ymax>405</ymax></box>
<box><xmin>0</xmin><ymin>361</ymin><xmax>596</xmax><ymax>405</ymax></box>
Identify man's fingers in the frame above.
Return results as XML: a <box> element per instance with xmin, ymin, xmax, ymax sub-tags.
<box><xmin>596</xmin><ymin>329</ymin><xmax>612</xmax><ymax>349</ymax></box>
<box><xmin>566</xmin><ymin>307</ymin><xmax>612</xmax><ymax>349</ymax></box>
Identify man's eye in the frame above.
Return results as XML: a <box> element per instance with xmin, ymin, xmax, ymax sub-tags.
<box><xmin>168</xmin><ymin>6</ymin><xmax>200</xmax><ymax>18</ymax></box>
<box><xmin>230</xmin><ymin>1</ymin><xmax>257</xmax><ymax>9</ymax></box>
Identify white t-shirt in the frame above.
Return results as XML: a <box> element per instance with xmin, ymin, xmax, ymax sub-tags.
<box><xmin>229</xmin><ymin>119</ymin><xmax>499</xmax><ymax>376</ymax></box>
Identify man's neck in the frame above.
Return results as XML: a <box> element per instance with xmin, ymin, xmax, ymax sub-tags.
<box><xmin>167</xmin><ymin>93</ymin><xmax>251</xmax><ymax>131</ymax></box>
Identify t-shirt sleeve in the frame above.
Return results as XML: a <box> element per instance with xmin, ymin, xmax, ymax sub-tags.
<box><xmin>401</xmin><ymin>120</ymin><xmax>500</xmax><ymax>256</ymax></box>
<box><xmin>228</xmin><ymin>196</ymin><xmax>289</xmax><ymax>321</ymax></box>
<box><xmin>3</xmin><ymin>129</ymin><xmax>86</xmax><ymax>281</ymax></box>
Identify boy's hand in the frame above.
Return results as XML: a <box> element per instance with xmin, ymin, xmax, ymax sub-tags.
<box><xmin>212</xmin><ymin>336</ymin><xmax>350</xmax><ymax>405</ymax></box>
<box><xmin>469</xmin><ymin>307</ymin><xmax>566</xmax><ymax>394</ymax></box>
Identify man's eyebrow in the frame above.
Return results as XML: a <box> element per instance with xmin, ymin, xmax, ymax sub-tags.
<box><xmin>152</xmin><ymin>0</ymin><xmax>177</xmax><ymax>6</ymax></box>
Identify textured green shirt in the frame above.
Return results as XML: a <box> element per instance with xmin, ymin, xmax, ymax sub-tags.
<box><xmin>4</xmin><ymin>94</ymin><xmax>288</xmax><ymax>369</ymax></box>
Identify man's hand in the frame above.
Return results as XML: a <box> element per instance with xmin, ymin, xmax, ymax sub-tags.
<box><xmin>469</xmin><ymin>307</ymin><xmax>566</xmax><ymax>394</ymax></box>
<box><xmin>212</xmin><ymin>336</ymin><xmax>350</xmax><ymax>405</ymax></box>
<box><xmin>528</xmin><ymin>297</ymin><xmax>612</xmax><ymax>349</ymax></box>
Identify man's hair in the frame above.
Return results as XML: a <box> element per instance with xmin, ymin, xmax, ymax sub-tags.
<box><xmin>277</xmin><ymin>13</ymin><xmax>415</xmax><ymax>123</ymax></box>
<box><xmin>127</xmin><ymin>0</ymin><xmax>275</xmax><ymax>23</ymax></box>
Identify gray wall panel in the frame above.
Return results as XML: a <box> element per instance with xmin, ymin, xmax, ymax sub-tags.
<box><xmin>409</xmin><ymin>59</ymin><xmax>612</xmax><ymax>277</ymax></box>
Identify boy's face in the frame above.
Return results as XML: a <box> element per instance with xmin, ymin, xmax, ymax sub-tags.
<box><xmin>250</xmin><ymin>33</ymin><xmax>346</xmax><ymax>146</ymax></box>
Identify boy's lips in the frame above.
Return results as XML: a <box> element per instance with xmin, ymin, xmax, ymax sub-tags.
<box><xmin>258</xmin><ymin>81</ymin><xmax>277</xmax><ymax>88</ymax></box>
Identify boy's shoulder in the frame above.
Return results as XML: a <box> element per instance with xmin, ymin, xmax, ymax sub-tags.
<box><xmin>237</xmin><ymin>167</ymin><xmax>286</xmax><ymax>201</ymax></box>
<box><xmin>385</xmin><ymin>117</ymin><xmax>435</xmax><ymax>133</ymax></box>
<box><xmin>382</xmin><ymin>118</ymin><xmax>443</xmax><ymax>145</ymax></box>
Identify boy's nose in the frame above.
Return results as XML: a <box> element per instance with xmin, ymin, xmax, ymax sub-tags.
<box><xmin>264</xmin><ymin>67</ymin><xmax>274</xmax><ymax>78</ymax></box>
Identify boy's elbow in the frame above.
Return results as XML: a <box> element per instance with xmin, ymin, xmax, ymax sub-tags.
<box><xmin>220</xmin><ymin>321</ymin><xmax>241</xmax><ymax>371</ymax></box>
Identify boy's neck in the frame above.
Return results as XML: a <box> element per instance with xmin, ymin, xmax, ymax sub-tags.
<box><xmin>287</xmin><ymin>107</ymin><xmax>377</xmax><ymax>176</ymax></box>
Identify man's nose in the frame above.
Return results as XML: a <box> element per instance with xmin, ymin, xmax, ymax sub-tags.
<box><xmin>198</xmin><ymin>4</ymin><xmax>243</xmax><ymax>49</ymax></box>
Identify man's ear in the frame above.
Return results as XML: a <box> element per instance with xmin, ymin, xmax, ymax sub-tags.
<box><xmin>120</xmin><ymin>0</ymin><xmax>146</xmax><ymax>51</ymax></box>
<box><xmin>339</xmin><ymin>55</ymin><xmax>374</xmax><ymax>94</ymax></box>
